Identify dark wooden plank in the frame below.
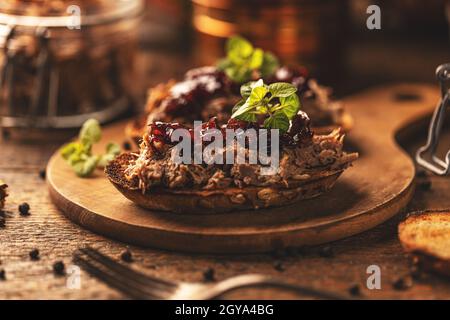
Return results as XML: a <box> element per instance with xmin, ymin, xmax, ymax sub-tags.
<box><xmin>0</xmin><ymin>84</ymin><xmax>449</xmax><ymax>299</ymax></box>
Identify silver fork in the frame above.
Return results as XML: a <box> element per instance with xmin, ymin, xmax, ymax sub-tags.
<box><xmin>73</xmin><ymin>247</ymin><xmax>349</xmax><ymax>300</ymax></box>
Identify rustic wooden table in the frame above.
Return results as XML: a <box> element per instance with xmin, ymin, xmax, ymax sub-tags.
<box><xmin>1</xmin><ymin>110</ymin><xmax>449</xmax><ymax>300</ymax></box>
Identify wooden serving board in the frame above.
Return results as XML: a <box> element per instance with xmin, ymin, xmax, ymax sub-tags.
<box><xmin>47</xmin><ymin>84</ymin><xmax>440</xmax><ymax>253</ymax></box>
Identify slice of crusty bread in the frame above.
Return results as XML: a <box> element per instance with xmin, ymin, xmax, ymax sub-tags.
<box><xmin>0</xmin><ymin>180</ymin><xmax>8</xmax><ymax>209</ymax></box>
<box><xmin>106</xmin><ymin>153</ymin><xmax>354</xmax><ymax>214</ymax></box>
<box><xmin>398</xmin><ymin>211</ymin><xmax>450</xmax><ymax>277</ymax></box>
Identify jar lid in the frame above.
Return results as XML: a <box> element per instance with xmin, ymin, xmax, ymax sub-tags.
<box><xmin>0</xmin><ymin>0</ymin><xmax>144</xmax><ymax>28</ymax></box>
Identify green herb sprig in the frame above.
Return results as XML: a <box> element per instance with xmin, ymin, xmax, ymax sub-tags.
<box><xmin>231</xmin><ymin>79</ymin><xmax>300</xmax><ymax>133</ymax></box>
<box><xmin>217</xmin><ymin>36</ymin><xmax>279</xmax><ymax>83</ymax></box>
<box><xmin>60</xmin><ymin>119</ymin><xmax>121</xmax><ymax>177</ymax></box>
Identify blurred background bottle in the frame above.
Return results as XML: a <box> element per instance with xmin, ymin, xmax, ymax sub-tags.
<box><xmin>190</xmin><ymin>0</ymin><xmax>348</xmax><ymax>86</ymax></box>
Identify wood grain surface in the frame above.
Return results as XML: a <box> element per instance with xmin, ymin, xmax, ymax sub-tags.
<box><xmin>1</xmin><ymin>83</ymin><xmax>449</xmax><ymax>299</ymax></box>
<box><xmin>46</xmin><ymin>84</ymin><xmax>435</xmax><ymax>253</ymax></box>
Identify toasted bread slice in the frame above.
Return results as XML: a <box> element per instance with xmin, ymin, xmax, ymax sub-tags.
<box><xmin>398</xmin><ymin>211</ymin><xmax>450</xmax><ymax>277</ymax></box>
<box><xmin>106</xmin><ymin>153</ymin><xmax>354</xmax><ymax>214</ymax></box>
<box><xmin>0</xmin><ymin>180</ymin><xmax>7</xmax><ymax>209</ymax></box>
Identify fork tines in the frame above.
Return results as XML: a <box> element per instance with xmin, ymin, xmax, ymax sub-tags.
<box><xmin>73</xmin><ymin>247</ymin><xmax>176</xmax><ymax>300</ymax></box>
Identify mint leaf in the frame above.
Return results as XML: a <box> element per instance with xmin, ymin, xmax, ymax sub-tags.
<box><xmin>217</xmin><ymin>35</ymin><xmax>280</xmax><ymax>83</ymax></box>
<box><xmin>97</xmin><ymin>153</ymin><xmax>115</xmax><ymax>168</ymax></box>
<box><xmin>249</xmin><ymin>48</ymin><xmax>264</xmax><ymax>69</ymax></box>
<box><xmin>233</xmin><ymin>79</ymin><xmax>300</xmax><ymax>130</ymax></box>
<box><xmin>234</xmin><ymin>111</ymin><xmax>257</xmax><ymax>123</ymax></box>
<box><xmin>260</xmin><ymin>52</ymin><xmax>279</xmax><ymax>77</ymax></box>
<box><xmin>279</xmin><ymin>94</ymin><xmax>300</xmax><ymax>118</ymax></box>
<box><xmin>263</xmin><ymin>112</ymin><xmax>289</xmax><ymax>133</ymax></box>
<box><xmin>106</xmin><ymin>143</ymin><xmax>121</xmax><ymax>156</ymax></box>
<box><xmin>249</xmin><ymin>86</ymin><xmax>268</xmax><ymax>105</ymax></box>
<box><xmin>98</xmin><ymin>143</ymin><xmax>122</xmax><ymax>167</ymax></box>
<box><xmin>227</xmin><ymin>36</ymin><xmax>253</xmax><ymax>63</ymax></box>
<box><xmin>240</xmin><ymin>83</ymin><xmax>253</xmax><ymax>98</ymax></box>
<box><xmin>61</xmin><ymin>142</ymin><xmax>82</xmax><ymax>160</ymax></box>
<box><xmin>61</xmin><ymin>119</ymin><xmax>121</xmax><ymax>178</ymax></box>
<box><xmin>216</xmin><ymin>58</ymin><xmax>232</xmax><ymax>70</ymax></box>
<box><xmin>240</xmin><ymin>79</ymin><xmax>264</xmax><ymax>98</ymax></box>
<box><xmin>231</xmin><ymin>101</ymin><xmax>255</xmax><ymax>119</ymax></box>
<box><xmin>73</xmin><ymin>155</ymin><xmax>99</xmax><ymax>177</ymax></box>
<box><xmin>232</xmin><ymin>99</ymin><xmax>246</xmax><ymax>114</ymax></box>
<box><xmin>269</xmin><ymin>82</ymin><xmax>297</xmax><ymax>98</ymax></box>
<box><xmin>79</xmin><ymin>118</ymin><xmax>101</xmax><ymax>145</ymax></box>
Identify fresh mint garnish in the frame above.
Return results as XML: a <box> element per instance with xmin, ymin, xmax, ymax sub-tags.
<box><xmin>231</xmin><ymin>80</ymin><xmax>301</xmax><ymax>133</ymax></box>
<box><xmin>217</xmin><ymin>36</ymin><xmax>279</xmax><ymax>83</ymax></box>
<box><xmin>61</xmin><ymin>119</ymin><xmax>120</xmax><ymax>177</ymax></box>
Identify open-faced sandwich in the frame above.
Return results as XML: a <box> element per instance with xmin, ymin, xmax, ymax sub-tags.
<box><xmin>109</xmin><ymin>80</ymin><xmax>358</xmax><ymax>214</ymax></box>
<box><xmin>399</xmin><ymin>210</ymin><xmax>450</xmax><ymax>277</ymax></box>
<box><xmin>126</xmin><ymin>36</ymin><xmax>352</xmax><ymax>145</ymax></box>
<box><xmin>0</xmin><ymin>180</ymin><xmax>7</xmax><ymax>209</ymax></box>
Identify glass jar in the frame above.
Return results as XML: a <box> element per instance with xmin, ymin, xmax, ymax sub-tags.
<box><xmin>0</xmin><ymin>0</ymin><xmax>144</xmax><ymax>128</ymax></box>
<box><xmin>191</xmin><ymin>0</ymin><xmax>347</xmax><ymax>85</ymax></box>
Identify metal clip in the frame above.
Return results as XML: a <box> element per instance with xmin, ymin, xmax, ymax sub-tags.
<box><xmin>416</xmin><ymin>63</ymin><xmax>450</xmax><ymax>176</ymax></box>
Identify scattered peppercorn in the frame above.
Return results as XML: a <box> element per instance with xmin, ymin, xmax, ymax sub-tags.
<box><xmin>39</xmin><ymin>169</ymin><xmax>46</xmax><ymax>180</ymax></box>
<box><xmin>29</xmin><ymin>249</ymin><xmax>40</xmax><ymax>261</ymax></box>
<box><xmin>348</xmin><ymin>283</ymin><xmax>361</xmax><ymax>296</ymax></box>
<box><xmin>0</xmin><ymin>269</ymin><xmax>5</xmax><ymax>280</ymax></box>
<box><xmin>53</xmin><ymin>261</ymin><xmax>65</xmax><ymax>275</ymax></box>
<box><xmin>120</xmin><ymin>249</ymin><xmax>133</xmax><ymax>263</ymax></box>
<box><xmin>18</xmin><ymin>203</ymin><xmax>30</xmax><ymax>215</ymax></box>
<box><xmin>319</xmin><ymin>246</ymin><xmax>334</xmax><ymax>258</ymax></box>
<box><xmin>123</xmin><ymin>141</ymin><xmax>132</xmax><ymax>151</ymax></box>
<box><xmin>273</xmin><ymin>261</ymin><xmax>285</xmax><ymax>272</ymax></box>
<box><xmin>392</xmin><ymin>276</ymin><xmax>413</xmax><ymax>291</ymax></box>
<box><xmin>203</xmin><ymin>267</ymin><xmax>215</xmax><ymax>282</ymax></box>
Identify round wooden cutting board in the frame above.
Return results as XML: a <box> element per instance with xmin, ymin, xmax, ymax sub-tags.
<box><xmin>47</xmin><ymin>84</ymin><xmax>440</xmax><ymax>253</ymax></box>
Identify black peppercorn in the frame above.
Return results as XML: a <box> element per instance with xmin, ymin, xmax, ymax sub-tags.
<box><xmin>120</xmin><ymin>249</ymin><xmax>133</xmax><ymax>263</ymax></box>
<box><xmin>203</xmin><ymin>268</ymin><xmax>215</xmax><ymax>282</ymax></box>
<box><xmin>18</xmin><ymin>203</ymin><xmax>30</xmax><ymax>215</ymax></box>
<box><xmin>348</xmin><ymin>283</ymin><xmax>361</xmax><ymax>296</ymax></box>
<box><xmin>123</xmin><ymin>141</ymin><xmax>132</xmax><ymax>151</ymax></box>
<box><xmin>393</xmin><ymin>276</ymin><xmax>413</xmax><ymax>290</ymax></box>
<box><xmin>39</xmin><ymin>169</ymin><xmax>46</xmax><ymax>180</ymax></box>
<box><xmin>0</xmin><ymin>269</ymin><xmax>5</xmax><ymax>280</ymax></box>
<box><xmin>273</xmin><ymin>261</ymin><xmax>285</xmax><ymax>272</ymax></box>
<box><xmin>29</xmin><ymin>249</ymin><xmax>40</xmax><ymax>261</ymax></box>
<box><xmin>53</xmin><ymin>261</ymin><xmax>65</xmax><ymax>275</ymax></box>
<box><xmin>0</xmin><ymin>217</ymin><xmax>5</xmax><ymax>228</ymax></box>
<box><xmin>319</xmin><ymin>246</ymin><xmax>334</xmax><ymax>258</ymax></box>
